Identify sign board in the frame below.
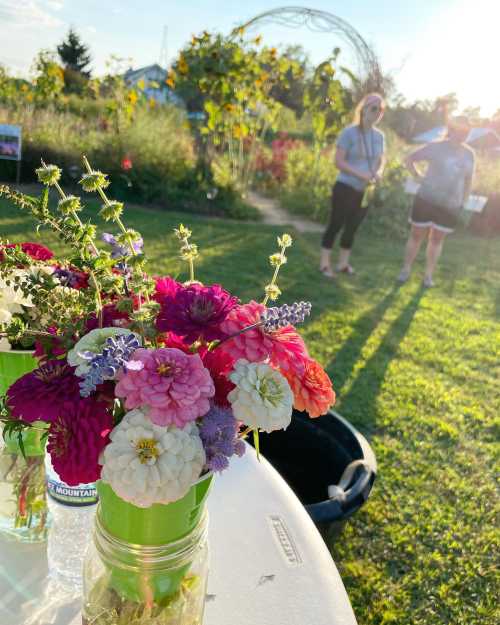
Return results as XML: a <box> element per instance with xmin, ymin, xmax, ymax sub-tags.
<box><xmin>404</xmin><ymin>177</ymin><xmax>487</xmax><ymax>213</ymax></box>
<box><xmin>0</xmin><ymin>124</ymin><xmax>22</xmax><ymax>162</ymax></box>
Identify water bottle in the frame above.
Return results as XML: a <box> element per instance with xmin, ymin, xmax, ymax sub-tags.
<box><xmin>45</xmin><ymin>455</ymin><xmax>97</xmax><ymax>590</ymax></box>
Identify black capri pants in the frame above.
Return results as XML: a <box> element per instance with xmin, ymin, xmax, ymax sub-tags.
<box><xmin>321</xmin><ymin>181</ymin><xmax>367</xmax><ymax>250</ymax></box>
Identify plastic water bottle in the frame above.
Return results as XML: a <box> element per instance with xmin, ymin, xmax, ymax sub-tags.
<box><xmin>45</xmin><ymin>456</ymin><xmax>97</xmax><ymax>590</ymax></box>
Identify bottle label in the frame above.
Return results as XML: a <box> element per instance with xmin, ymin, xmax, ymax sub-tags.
<box><xmin>47</xmin><ymin>479</ymin><xmax>98</xmax><ymax>506</ymax></box>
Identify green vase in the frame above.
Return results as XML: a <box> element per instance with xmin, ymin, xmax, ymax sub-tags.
<box><xmin>94</xmin><ymin>475</ymin><xmax>213</xmax><ymax>604</ymax></box>
<box><xmin>0</xmin><ymin>349</ymin><xmax>37</xmax><ymax>395</ymax></box>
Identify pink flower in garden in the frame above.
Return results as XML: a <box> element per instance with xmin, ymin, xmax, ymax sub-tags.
<box><xmin>156</xmin><ymin>282</ymin><xmax>238</xmax><ymax>343</ymax></box>
<box><xmin>283</xmin><ymin>358</ymin><xmax>335</xmax><ymax>419</ymax></box>
<box><xmin>47</xmin><ymin>398</ymin><xmax>112</xmax><ymax>486</ymax></box>
<box><xmin>115</xmin><ymin>347</ymin><xmax>215</xmax><ymax>427</ymax></box>
<box><xmin>121</xmin><ymin>156</ymin><xmax>133</xmax><ymax>171</ymax></box>
<box><xmin>219</xmin><ymin>301</ymin><xmax>309</xmax><ymax>373</ymax></box>
<box><xmin>7</xmin><ymin>360</ymin><xmax>81</xmax><ymax>423</ymax></box>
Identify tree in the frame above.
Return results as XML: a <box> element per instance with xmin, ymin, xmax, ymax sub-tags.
<box><xmin>31</xmin><ymin>50</ymin><xmax>64</xmax><ymax>102</ymax></box>
<box><xmin>57</xmin><ymin>28</ymin><xmax>91</xmax><ymax>93</ymax></box>
<box><xmin>57</xmin><ymin>28</ymin><xmax>91</xmax><ymax>76</ymax></box>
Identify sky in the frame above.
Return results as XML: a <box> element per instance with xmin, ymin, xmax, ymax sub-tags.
<box><xmin>0</xmin><ymin>0</ymin><xmax>498</xmax><ymax>116</ymax></box>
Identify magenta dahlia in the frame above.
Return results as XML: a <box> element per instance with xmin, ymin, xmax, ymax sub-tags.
<box><xmin>115</xmin><ymin>347</ymin><xmax>215</xmax><ymax>427</ymax></box>
<box><xmin>156</xmin><ymin>282</ymin><xmax>238</xmax><ymax>343</ymax></box>
<box><xmin>47</xmin><ymin>398</ymin><xmax>112</xmax><ymax>485</ymax></box>
<box><xmin>7</xmin><ymin>360</ymin><xmax>82</xmax><ymax>423</ymax></box>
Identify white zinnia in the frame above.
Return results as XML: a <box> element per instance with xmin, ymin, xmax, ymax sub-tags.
<box><xmin>100</xmin><ymin>408</ymin><xmax>206</xmax><ymax>508</ymax></box>
<box><xmin>228</xmin><ymin>360</ymin><xmax>293</xmax><ymax>433</ymax></box>
<box><xmin>68</xmin><ymin>327</ymin><xmax>139</xmax><ymax>376</ymax></box>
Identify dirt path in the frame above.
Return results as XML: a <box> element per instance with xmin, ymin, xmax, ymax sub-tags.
<box><xmin>247</xmin><ymin>191</ymin><xmax>323</xmax><ymax>234</ymax></box>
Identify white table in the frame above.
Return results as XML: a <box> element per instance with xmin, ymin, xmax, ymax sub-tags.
<box><xmin>0</xmin><ymin>448</ymin><xmax>358</xmax><ymax>625</ymax></box>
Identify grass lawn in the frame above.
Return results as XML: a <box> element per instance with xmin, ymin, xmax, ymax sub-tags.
<box><xmin>1</xmin><ymin>191</ymin><xmax>499</xmax><ymax>625</ymax></box>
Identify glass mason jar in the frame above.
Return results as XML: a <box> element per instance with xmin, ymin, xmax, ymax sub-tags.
<box><xmin>0</xmin><ymin>426</ymin><xmax>50</xmax><ymax>543</ymax></box>
<box><xmin>82</xmin><ymin>509</ymin><xmax>210</xmax><ymax>625</ymax></box>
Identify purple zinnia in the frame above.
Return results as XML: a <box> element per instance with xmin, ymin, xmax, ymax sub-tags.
<box><xmin>7</xmin><ymin>360</ymin><xmax>82</xmax><ymax>423</ymax></box>
<box><xmin>199</xmin><ymin>406</ymin><xmax>245</xmax><ymax>473</ymax></box>
<box><xmin>156</xmin><ymin>283</ymin><xmax>239</xmax><ymax>343</ymax></box>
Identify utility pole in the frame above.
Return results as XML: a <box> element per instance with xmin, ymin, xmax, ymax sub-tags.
<box><xmin>159</xmin><ymin>25</ymin><xmax>168</xmax><ymax>69</ymax></box>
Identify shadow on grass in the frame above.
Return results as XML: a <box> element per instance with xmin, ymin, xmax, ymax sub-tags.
<box><xmin>334</xmin><ymin>286</ymin><xmax>425</xmax><ymax>434</ymax></box>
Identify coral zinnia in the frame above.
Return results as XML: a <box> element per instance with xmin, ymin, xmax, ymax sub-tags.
<box><xmin>156</xmin><ymin>282</ymin><xmax>238</xmax><ymax>343</ymax></box>
<box><xmin>47</xmin><ymin>398</ymin><xmax>112</xmax><ymax>486</ymax></box>
<box><xmin>219</xmin><ymin>301</ymin><xmax>309</xmax><ymax>374</ymax></box>
<box><xmin>7</xmin><ymin>360</ymin><xmax>82</xmax><ymax>423</ymax></box>
<box><xmin>115</xmin><ymin>348</ymin><xmax>215</xmax><ymax>427</ymax></box>
<box><xmin>283</xmin><ymin>358</ymin><xmax>335</xmax><ymax>418</ymax></box>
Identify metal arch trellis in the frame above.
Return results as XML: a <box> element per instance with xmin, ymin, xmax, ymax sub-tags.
<box><xmin>232</xmin><ymin>6</ymin><xmax>383</xmax><ymax>90</ymax></box>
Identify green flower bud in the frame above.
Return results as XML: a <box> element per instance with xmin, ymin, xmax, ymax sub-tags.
<box><xmin>174</xmin><ymin>224</ymin><xmax>192</xmax><ymax>240</ymax></box>
<box><xmin>58</xmin><ymin>195</ymin><xmax>81</xmax><ymax>215</ymax></box>
<box><xmin>80</xmin><ymin>171</ymin><xmax>109</xmax><ymax>192</ymax></box>
<box><xmin>36</xmin><ymin>164</ymin><xmax>61</xmax><ymax>186</ymax></box>
<box><xmin>264</xmin><ymin>283</ymin><xmax>282</xmax><ymax>301</ymax></box>
<box><xmin>277</xmin><ymin>233</ymin><xmax>292</xmax><ymax>248</ymax></box>
<box><xmin>99</xmin><ymin>200</ymin><xmax>124</xmax><ymax>222</ymax></box>
<box><xmin>269</xmin><ymin>253</ymin><xmax>286</xmax><ymax>267</ymax></box>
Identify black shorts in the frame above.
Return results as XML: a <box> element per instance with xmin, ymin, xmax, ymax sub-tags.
<box><xmin>410</xmin><ymin>195</ymin><xmax>459</xmax><ymax>233</ymax></box>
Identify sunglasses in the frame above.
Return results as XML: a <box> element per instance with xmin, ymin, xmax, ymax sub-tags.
<box><xmin>368</xmin><ymin>105</ymin><xmax>383</xmax><ymax>114</ymax></box>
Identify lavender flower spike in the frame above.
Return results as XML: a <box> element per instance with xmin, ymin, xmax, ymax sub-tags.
<box><xmin>79</xmin><ymin>333</ymin><xmax>142</xmax><ymax>397</ymax></box>
<box><xmin>261</xmin><ymin>301</ymin><xmax>312</xmax><ymax>333</ymax></box>
<box><xmin>199</xmin><ymin>406</ymin><xmax>245</xmax><ymax>473</ymax></box>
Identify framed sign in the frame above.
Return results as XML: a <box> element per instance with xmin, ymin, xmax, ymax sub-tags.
<box><xmin>0</xmin><ymin>124</ymin><xmax>22</xmax><ymax>162</ymax></box>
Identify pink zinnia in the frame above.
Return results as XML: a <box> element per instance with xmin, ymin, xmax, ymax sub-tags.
<box><xmin>7</xmin><ymin>360</ymin><xmax>82</xmax><ymax>423</ymax></box>
<box><xmin>219</xmin><ymin>301</ymin><xmax>309</xmax><ymax>373</ymax></box>
<box><xmin>283</xmin><ymin>358</ymin><xmax>336</xmax><ymax>418</ymax></box>
<box><xmin>47</xmin><ymin>399</ymin><xmax>112</xmax><ymax>486</ymax></box>
<box><xmin>115</xmin><ymin>348</ymin><xmax>215</xmax><ymax>427</ymax></box>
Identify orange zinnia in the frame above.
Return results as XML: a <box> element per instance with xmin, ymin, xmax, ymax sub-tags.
<box><xmin>284</xmin><ymin>358</ymin><xmax>335</xmax><ymax>418</ymax></box>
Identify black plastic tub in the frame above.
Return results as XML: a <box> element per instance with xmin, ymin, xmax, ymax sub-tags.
<box><xmin>250</xmin><ymin>409</ymin><xmax>377</xmax><ymax>538</ymax></box>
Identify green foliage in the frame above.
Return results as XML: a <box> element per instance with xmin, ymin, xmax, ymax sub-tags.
<box><xmin>170</xmin><ymin>31</ymin><xmax>303</xmax><ymax>194</ymax></box>
<box><xmin>31</xmin><ymin>50</ymin><xmax>64</xmax><ymax>102</ymax></box>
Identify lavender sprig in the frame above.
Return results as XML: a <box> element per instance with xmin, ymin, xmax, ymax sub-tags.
<box><xmin>199</xmin><ymin>406</ymin><xmax>245</xmax><ymax>473</ymax></box>
<box><xmin>261</xmin><ymin>301</ymin><xmax>312</xmax><ymax>333</ymax></box>
<box><xmin>79</xmin><ymin>333</ymin><xmax>142</xmax><ymax>397</ymax></box>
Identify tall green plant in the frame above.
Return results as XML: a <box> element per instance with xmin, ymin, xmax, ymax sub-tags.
<box><xmin>169</xmin><ymin>31</ymin><xmax>302</xmax><ymax>195</ymax></box>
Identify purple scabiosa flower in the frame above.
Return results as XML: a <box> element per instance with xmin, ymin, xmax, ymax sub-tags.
<box><xmin>199</xmin><ymin>406</ymin><xmax>245</xmax><ymax>473</ymax></box>
<box><xmin>156</xmin><ymin>283</ymin><xmax>239</xmax><ymax>343</ymax></box>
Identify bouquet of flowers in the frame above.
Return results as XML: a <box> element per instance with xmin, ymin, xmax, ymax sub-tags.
<box><xmin>0</xmin><ymin>159</ymin><xmax>335</xmax><ymax>620</ymax></box>
<box><xmin>0</xmin><ymin>240</ymin><xmax>91</xmax><ymax>541</ymax></box>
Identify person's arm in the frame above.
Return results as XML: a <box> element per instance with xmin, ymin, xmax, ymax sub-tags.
<box><xmin>335</xmin><ymin>147</ymin><xmax>372</xmax><ymax>183</ymax></box>
<box><xmin>404</xmin><ymin>145</ymin><xmax>431</xmax><ymax>182</ymax></box>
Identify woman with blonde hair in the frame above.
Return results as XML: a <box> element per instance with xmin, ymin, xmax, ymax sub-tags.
<box><xmin>320</xmin><ymin>93</ymin><xmax>386</xmax><ymax>278</ymax></box>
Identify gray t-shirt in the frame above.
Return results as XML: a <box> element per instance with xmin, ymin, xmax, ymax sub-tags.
<box><xmin>336</xmin><ymin>125</ymin><xmax>385</xmax><ymax>192</ymax></box>
<box><xmin>416</xmin><ymin>140</ymin><xmax>475</xmax><ymax>210</ymax></box>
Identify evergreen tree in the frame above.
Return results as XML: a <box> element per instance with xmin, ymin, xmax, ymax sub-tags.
<box><xmin>57</xmin><ymin>28</ymin><xmax>91</xmax><ymax>77</ymax></box>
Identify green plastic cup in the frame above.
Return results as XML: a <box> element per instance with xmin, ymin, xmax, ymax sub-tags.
<box><xmin>0</xmin><ymin>349</ymin><xmax>37</xmax><ymax>396</ymax></box>
<box><xmin>96</xmin><ymin>475</ymin><xmax>213</xmax><ymax>603</ymax></box>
